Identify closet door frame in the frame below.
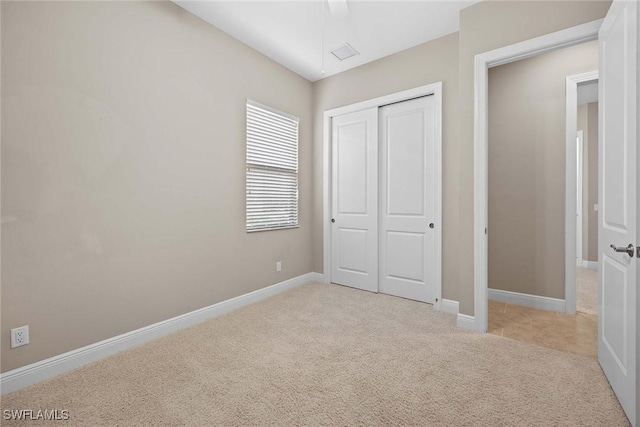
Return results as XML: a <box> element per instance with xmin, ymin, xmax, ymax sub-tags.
<box><xmin>322</xmin><ymin>82</ymin><xmax>443</xmax><ymax>309</ymax></box>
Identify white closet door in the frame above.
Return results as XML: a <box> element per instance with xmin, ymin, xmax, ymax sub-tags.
<box><xmin>331</xmin><ymin>108</ymin><xmax>378</xmax><ymax>292</ymax></box>
<box><xmin>379</xmin><ymin>96</ymin><xmax>436</xmax><ymax>303</ymax></box>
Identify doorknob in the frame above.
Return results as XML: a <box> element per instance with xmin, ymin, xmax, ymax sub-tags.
<box><xmin>331</xmin><ymin>218</ymin><xmax>335</xmax><ymax>223</ymax></box>
<box><xmin>609</xmin><ymin>244</ymin><xmax>635</xmax><ymax>257</ymax></box>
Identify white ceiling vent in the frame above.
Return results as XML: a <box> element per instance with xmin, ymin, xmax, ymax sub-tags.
<box><xmin>331</xmin><ymin>43</ymin><xmax>359</xmax><ymax>61</ymax></box>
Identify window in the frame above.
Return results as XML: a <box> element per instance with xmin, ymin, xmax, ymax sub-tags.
<box><xmin>246</xmin><ymin>100</ymin><xmax>299</xmax><ymax>232</ymax></box>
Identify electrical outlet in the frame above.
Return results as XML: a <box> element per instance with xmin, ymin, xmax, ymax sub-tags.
<box><xmin>276</xmin><ymin>261</ymin><xmax>282</xmax><ymax>272</ymax></box>
<box><xmin>11</xmin><ymin>325</ymin><xmax>29</xmax><ymax>348</ymax></box>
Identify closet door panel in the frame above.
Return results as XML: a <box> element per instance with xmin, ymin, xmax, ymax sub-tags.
<box><xmin>379</xmin><ymin>96</ymin><xmax>436</xmax><ymax>303</ymax></box>
<box><xmin>330</xmin><ymin>108</ymin><xmax>378</xmax><ymax>292</ymax></box>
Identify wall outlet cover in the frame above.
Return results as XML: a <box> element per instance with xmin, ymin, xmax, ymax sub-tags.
<box><xmin>11</xmin><ymin>325</ymin><xmax>29</xmax><ymax>348</ymax></box>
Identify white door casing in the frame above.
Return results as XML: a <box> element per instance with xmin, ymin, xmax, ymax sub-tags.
<box><xmin>598</xmin><ymin>0</ymin><xmax>637</xmax><ymax>424</ymax></box>
<box><xmin>566</xmin><ymin>70</ymin><xmax>599</xmax><ymax>315</ymax></box>
<box><xmin>379</xmin><ymin>96</ymin><xmax>437</xmax><ymax>303</ymax></box>
<box><xmin>330</xmin><ymin>108</ymin><xmax>379</xmax><ymax>293</ymax></box>
<box><xmin>473</xmin><ymin>20</ymin><xmax>603</xmax><ymax>333</ymax></box>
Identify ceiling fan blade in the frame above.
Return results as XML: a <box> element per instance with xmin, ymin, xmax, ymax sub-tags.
<box><xmin>327</xmin><ymin>0</ymin><xmax>349</xmax><ymax>18</ymax></box>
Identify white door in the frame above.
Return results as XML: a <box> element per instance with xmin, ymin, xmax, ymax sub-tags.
<box><xmin>598</xmin><ymin>0</ymin><xmax>637</xmax><ymax>424</ymax></box>
<box><xmin>379</xmin><ymin>96</ymin><xmax>437</xmax><ymax>303</ymax></box>
<box><xmin>331</xmin><ymin>108</ymin><xmax>378</xmax><ymax>292</ymax></box>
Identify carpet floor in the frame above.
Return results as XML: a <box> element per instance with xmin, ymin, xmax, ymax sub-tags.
<box><xmin>1</xmin><ymin>282</ymin><xmax>629</xmax><ymax>426</ymax></box>
<box><xmin>577</xmin><ymin>266</ymin><xmax>598</xmax><ymax>315</ymax></box>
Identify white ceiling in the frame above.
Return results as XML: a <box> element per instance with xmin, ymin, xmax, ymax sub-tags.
<box><xmin>173</xmin><ymin>1</ymin><xmax>479</xmax><ymax>82</ymax></box>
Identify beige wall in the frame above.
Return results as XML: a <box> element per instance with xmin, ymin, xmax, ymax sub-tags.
<box><xmin>311</xmin><ymin>32</ymin><xmax>460</xmax><ymax>302</ymax></box>
<box><xmin>577</xmin><ymin>104</ymin><xmax>590</xmax><ymax>258</ymax></box>
<box><xmin>577</xmin><ymin>101</ymin><xmax>599</xmax><ymax>263</ymax></box>
<box><xmin>456</xmin><ymin>0</ymin><xmax>610</xmax><ymax>314</ymax></box>
<box><xmin>487</xmin><ymin>41</ymin><xmax>598</xmax><ymax>299</ymax></box>
<box><xmin>586</xmin><ymin>102</ymin><xmax>599</xmax><ymax>262</ymax></box>
<box><xmin>1</xmin><ymin>1</ymin><xmax>313</xmax><ymax>372</ymax></box>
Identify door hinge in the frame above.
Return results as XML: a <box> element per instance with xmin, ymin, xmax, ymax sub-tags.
<box><xmin>637</xmin><ymin>246</ymin><xmax>640</xmax><ymax>258</ymax></box>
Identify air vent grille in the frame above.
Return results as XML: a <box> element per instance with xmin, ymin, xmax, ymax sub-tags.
<box><xmin>331</xmin><ymin>43</ymin><xmax>359</xmax><ymax>61</ymax></box>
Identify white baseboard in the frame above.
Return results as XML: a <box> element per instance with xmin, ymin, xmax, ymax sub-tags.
<box><xmin>488</xmin><ymin>288</ymin><xmax>566</xmax><ymax>313</ymax></box>
<box><xmin>307</xmin><ymin>272</ymin><xmax>325</xmax><ymax>283</ymax></box>
<box><xmin>581</xmin><ymin>260</ymin><xmax>598</xmax><ymax>270</ymax></box>
<box><xmin>0</xmin><ymin>272</ymin><xmax>323</xmax><ymax>395</ymax></box>
<box><xmin>457</xmin><ymin>313</ymin><xmax>485</xmax><ymax>332</ymax></box>
<box><xmin>439</xmin><ymin>299</ymin><xmax>459</xmax><ymax>315</ymax></box>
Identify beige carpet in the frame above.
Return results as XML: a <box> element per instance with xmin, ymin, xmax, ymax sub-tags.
<box><xmin>1</xmin><ymin>283</ymin><xmax>629</xmax><ymax>426</ymax></box>
<box><xmin>577</xmin><ymin>266</ymin><xmax>598</xmax><ymax>315</ymax></box>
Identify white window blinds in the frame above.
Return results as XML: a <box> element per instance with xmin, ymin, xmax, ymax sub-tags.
<box><xmin>246</xmin><ymin>100</ymin><xmax>299</xmax><ymax>232</ymax></box>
